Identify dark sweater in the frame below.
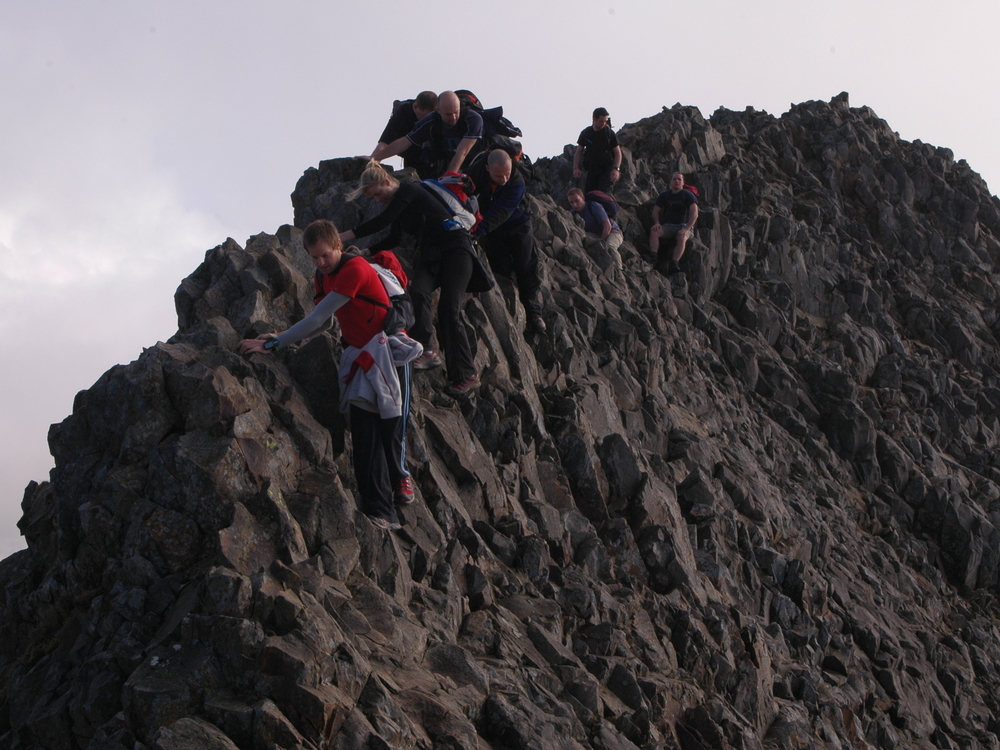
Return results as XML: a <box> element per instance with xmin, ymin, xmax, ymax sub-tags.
<box><xmin>352</xmin><ymin>182</ymin><xmax>472</xmax><ymax>263</ymax></box>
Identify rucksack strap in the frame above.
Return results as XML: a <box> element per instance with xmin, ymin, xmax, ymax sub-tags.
<box><xmin>314</xmin><ymin>258</ymin><xmax>391</xmax><ymax>311</ymax></box>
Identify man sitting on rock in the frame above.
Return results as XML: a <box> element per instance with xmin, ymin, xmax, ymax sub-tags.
<box><xmin>374</xmin><ymin>91</ymin><xmax>484</xmax><ymax>177</ymax></box>
<box><xmin>573</xmin><ymin>107</ymin><xmax>622</xmax><ymax>193</ymax></box>
<box><xmin>649</xmin><ymin>172</ymin><xmax>699</xmax><ymax>274</ymax></box>
<box><xmin>465</xmin><ymin>149</ymin><xmax>546</xmax><ymax>333</ymax></box>
<box><xmin>238</xmin><ymin>220</ymin><xmax>423</xmax><ymax>531</ymax></box>
<box><xmin>369</xmin><ymin>91</ymin><xmax>438</xmax><ymax>171</ymax></box>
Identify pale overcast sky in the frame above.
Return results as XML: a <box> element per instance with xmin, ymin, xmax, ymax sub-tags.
<box><xmin>2</xmin><ymin>0</ymin><xmax>998</xmax><ymax>559</ymax></box>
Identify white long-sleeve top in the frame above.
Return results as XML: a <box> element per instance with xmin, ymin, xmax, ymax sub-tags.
<box><xmin>338</xmin><ymin>332</ymin><xmax>423</xmax><ymax>417</ymax></box>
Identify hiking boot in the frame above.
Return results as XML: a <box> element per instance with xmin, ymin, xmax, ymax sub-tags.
<box><xmin>370</xmin><ymin>516</ymin><xmax>402</xmax><ymax>531</ymax></box>
<box><xmin>667</xmin><ymin>260</ymin><xmax>682</xmax><ymax>275</ymax></box>
<box><xmin>413</xmin><ymin>350</ymin><xmax>442</xmax><ymax>370</ymax></box>
<box><xmin>445</xmin><ymin>373</ymin><xmax>481</xmax><ymax>396</ymax></box>
<box><xmin>395</xmin><ymin>476</ymin><xmax>415</xmax><ymax>505</ymax></box>
<box><xmin>529</xmin><ymin>316</ymin><xmax>547</xmax><ymax>333</ymax></box>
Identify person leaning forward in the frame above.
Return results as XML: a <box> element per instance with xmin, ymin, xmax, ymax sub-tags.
<box><xmin>373</xmin><ymin>91</ymin><xmax>484</xmax><ymax>178</ymax></box>
<box><xmin>649</xmin><ymin>172</ymin><xmax>699</xmax><ymax>274</ymax></box>
<box><xmin>573</xmin><ymin>107</ymin><xmax>622</xmax><ymax>194</ymax></box>
<box><xmin>238</xmin><ymin>220</ymin><xmax>422</xmax><ymax>531</ymax></box>
<box><xmin>369</xmin><ymin>91</ymin><xmax>438</xmax><ymax>171</ymax></box>
<box><xmin>567</xmin><ymin>187</ymin><xmax>624</xmax><ymax>253</ymax></box>
<box><xmin>339</xmin><ymin>161</ymin><xmax>482</xmax><ymax>396</ymax></box>
<box><xmin>465</xmin><ymin>150</ymin><xmax>546</xmax><ymax>333</ymax></box>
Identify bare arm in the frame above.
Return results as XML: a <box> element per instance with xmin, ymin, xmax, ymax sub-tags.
<box><xmin>373</xmin><ymin>135</ymin><xmax>413</xmax><ymax>162</ymax></box>
<box><xmin>572</xmin><ymin>144</ymin><xmax>584</xmax><ymax>178</ymax></box>
<box><xmin>238</xmin><ymin>292</ymin><xmax>350</xmax><ymax>354</ymax></box>
<box><xmin>445</xmin><ymin>137</ymin><xmax>478</xmax><ymax>174</ymax></box>
<box><xmin>684</xmin><ymin>203</ymin><xmax>700</xmax><ymax>232</ymax></box>
<box><xmin>370</xmin><ymin>142</ymin><xmax>395</xmax><ymax>161</ymax></box>
<box><xmin>600</xmin><ymin>218</ymin><xmax>613</xmax><ymax>241</ymax></box>
<box><xmin>611</xmin><ymin>145</ymin><xmax>622</xmax><ymax>182</ymax></box>
<box><xmin>651</xmin><ymin>205</ymin><xmax>661</xmax><ymax>227</ymax></box>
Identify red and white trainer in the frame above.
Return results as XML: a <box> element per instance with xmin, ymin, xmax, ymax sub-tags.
<box><xmin>395</xmin><ymin>476</ymin><xmax>415</xmax><ymax>505</ymax></box>
<box><xmin>445</xmin><ymin>373</ymin><xmax>481</xmax><ymax>396</ymax></box>
<box><xmin>413</xmin><ymin>350</ymin><xmax>442</xmax><ymax>370</ymax></box>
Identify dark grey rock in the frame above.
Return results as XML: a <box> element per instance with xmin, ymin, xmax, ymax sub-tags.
<box><xmin>9</xmin><ymin>95</ymin><xmax>1000</xmax><ymax>750</ymax></box>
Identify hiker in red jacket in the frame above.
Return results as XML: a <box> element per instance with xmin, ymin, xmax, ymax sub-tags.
<box><xmin>239</xmin><ymin>220</ymin><xmax>422</xmax><ymax>530</ymax></box>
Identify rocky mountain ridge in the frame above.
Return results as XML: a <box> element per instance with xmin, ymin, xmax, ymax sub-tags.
<box><xmin>3</xmin><ymin>92</ymin><xmax>1000</xmax><ymax>749</ymax></box>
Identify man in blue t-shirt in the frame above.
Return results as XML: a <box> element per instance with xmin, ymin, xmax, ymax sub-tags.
<box><xmin>567</xmin><ymin>188</ymin><xmax>624</xmax><ymax>262</ymax></box>
<box><xmin>374</xmin><ymin>91</ymin><xmax>484</xmax><ymax>178</ymax></box>
<box><xmin>649</xmin><ymin>172</ymin><xmax>699</xmax><ymax>274</ymax></box>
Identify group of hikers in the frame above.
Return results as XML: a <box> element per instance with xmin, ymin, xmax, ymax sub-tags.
<box><xmin>239</xmin><ymin>91</ymin><xmax>701</xmax><ymax>530</ymax></box>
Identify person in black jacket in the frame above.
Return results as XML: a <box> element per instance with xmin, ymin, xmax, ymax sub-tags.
<box><xmin>370</xmin><ymin>92</ymin><xmax>437</xmax><ymax>170</ymax></box>
<box><xmin>373</xmin><ymin>91</ymin><xmax>485</xmax><ymax>178</ymax></box>
<box><xmin>465</xmin><ymin>150</ymin><xmax>545</xmax><ymax>333</ymax></box>
<box><xmin>572</xmin><ymin>107</ymin><xmax>622</xmax><ymax>193</ymax></box>
<box><xmin>340</xmin><ymin>161</ymin><xmax>481</xmax><ymax>395</ymax></box>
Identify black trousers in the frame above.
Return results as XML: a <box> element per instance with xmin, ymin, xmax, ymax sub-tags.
<box><xmin>410</xmin><ymin>245</ymin><xmax>476</xmax><ymax>383</ymax></box>
<box><xmin>584</xmin><ymin>166</ymin><xmax>613</xmax><ymax>194</ymax></box>
<box><xmin>478</xmin><ymin>220</ymin><xmax>543</xmax><ymax>318</ymax></box>
<box><xmin>348</xmin><ymin>363</ymin><xmax>411</xmax><ymax>524</ymax></box>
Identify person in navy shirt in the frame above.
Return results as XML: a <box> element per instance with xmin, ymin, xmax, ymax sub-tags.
<box><xmin>649</xmin><ymin>172</ymin><xmax>699</xmax><ymax>274</ymax></box>
<box><xmin>567</xmin><ymin>188</ymin><xmax>624</xmax><ymax>254</ymax></box>
<box><xmin>465</xmin><ymin>150</ymin><xmax>546</xmax><ymax>333</ymax></box>
<box><xmin>374</xmin><ymin>91</ymin><xmax>484</xmax><ymax>178</ymax></box>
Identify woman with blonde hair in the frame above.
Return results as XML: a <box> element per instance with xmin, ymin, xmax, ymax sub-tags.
<box><xmin>340</xmin><ymin>160</ymin><xmax>481</xmax><ymax>395</ymax></box>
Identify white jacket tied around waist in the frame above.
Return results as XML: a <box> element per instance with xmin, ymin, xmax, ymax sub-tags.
<box><xmin>338</xmin><ymin>332</ymin><xmax>423</xmax><ymax>418</ymax></box>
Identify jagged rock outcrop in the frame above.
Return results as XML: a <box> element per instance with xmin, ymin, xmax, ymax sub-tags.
<box><xmin>5</xmin><ymin>92</ymin><xmax>1000</xmax><ymax>749</ymax></box>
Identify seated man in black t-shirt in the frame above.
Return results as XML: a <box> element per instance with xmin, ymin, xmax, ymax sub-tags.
<box><xmin>650</xmin><ymin>172</ymin><xmax>699</xmax><ymax>274</ymax></box>
<box><xmin>370</xmin><ymin>91</ymin><xmax>438</xmax><ymax>170</ymax></box>
<box><xmin>572</xmin><ymin>107</ymin><xmax>622</xmax><ymax>193</ymax></box>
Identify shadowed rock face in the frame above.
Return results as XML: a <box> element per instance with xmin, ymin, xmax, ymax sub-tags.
<box><xmin>5</xmin><ymin>92</ymin><xmax>1000</xmax><ymax>749</ymax></box>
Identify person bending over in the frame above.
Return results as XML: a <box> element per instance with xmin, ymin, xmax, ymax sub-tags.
<box><xmin>370</xmin><ymin>91</ymin><xmax>438</xmax><ymax>171</ymax></box>
<box><xmin>465</xmin><ymin>149</ymin><xmax>546</xmax><ymax>333</ymax></box>
<box><xmin>567</xmin><ymin>187</ymin><xmax>624</xmax><ymax>253</ymax></box>
<box><xmin>340</xmin><ymin>161</ymin><xmax>482</xmax><ymax>395</ymax></box>
<box><xmin>373</xmin><ymin>91</ymin><xmax>484</xmax><ymax>178</ymax></box>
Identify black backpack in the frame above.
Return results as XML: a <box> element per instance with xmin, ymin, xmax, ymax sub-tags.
<box><xmin>454</xmin><ymin>89</ymin><xmax>523</xmax><ymax>139</ymax></box>
<box><xmin>465</xmin><ymin>136</ymin><xmax>535</xmax><ymax>184</ymax></box>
